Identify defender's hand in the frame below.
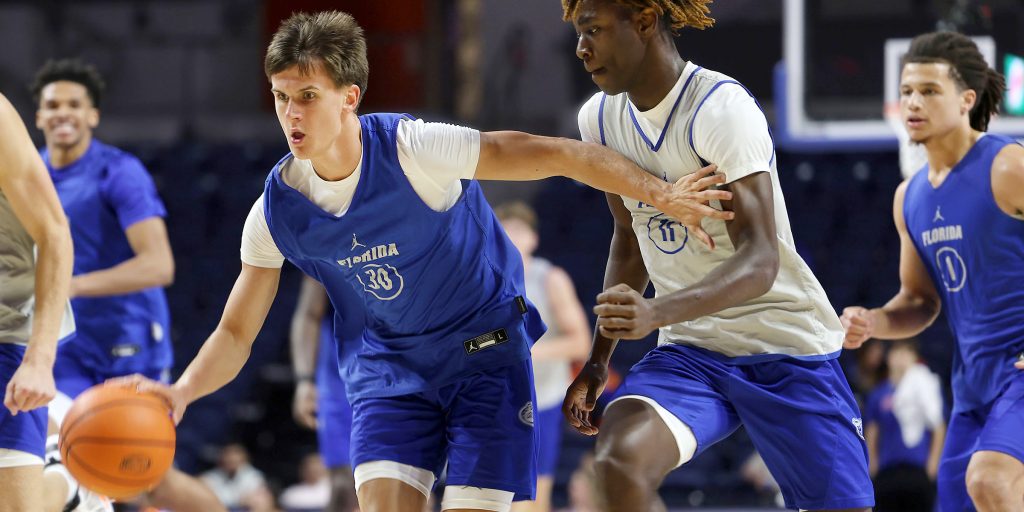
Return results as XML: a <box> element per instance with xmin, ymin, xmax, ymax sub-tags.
<box><xmin>594</xmin><ymin>284</ymin><xmax>659</xmax><ymax>340</ymax></box>
<box><xmin>660</xmin><ymin>164</ymin><xmax>734</xmax><ymax>250</ymax></box>
<box><xmin>563</xmin><ymin>362</ymin><xmax>609</xmax><ymax>436</ymax></box>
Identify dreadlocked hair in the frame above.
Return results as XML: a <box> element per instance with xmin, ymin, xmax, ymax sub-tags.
<box><xmin>902</xmin><ymin>31</ymin><xmax>1006</xmax><ymax>132</ymax></box>
<box><xmin>562</xmin><ymin>0</ymin><xmax>715</xmax><ymax>33</ymax></box>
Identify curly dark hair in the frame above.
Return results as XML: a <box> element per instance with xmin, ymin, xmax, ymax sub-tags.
<box><xmin>562</xmin><ymin>0</ymin><xmax>715</xmax><ymax>34</ymax></box>
<box><xmin>30</xmin><ymin>58</ymin><xmax>106</xmax><ymax>108</ymax></box>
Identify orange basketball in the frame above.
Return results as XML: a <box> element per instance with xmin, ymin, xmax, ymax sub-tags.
<box><xmin>58</xmin><ymin>383</ymin><xmax>176</xmax><ymax>499</ymax></box>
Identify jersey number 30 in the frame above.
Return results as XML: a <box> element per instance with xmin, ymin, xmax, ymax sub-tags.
<box><xmin>357</xmin><ymin>263</ymin><xmax>405</xmax><ymax>300</ymax></box>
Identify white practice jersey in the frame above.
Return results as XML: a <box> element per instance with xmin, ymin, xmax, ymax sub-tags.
<box><xmin>578</xmin><ymin>62</ymin><xmax>843</xmax><ymax>360</ymax></box>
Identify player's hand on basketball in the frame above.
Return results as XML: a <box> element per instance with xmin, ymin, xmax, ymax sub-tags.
<box><xmin>594</xmin><ymin>284</ymin><xmax>659</xmax><ymax>340</ymax></box>
<box><xmin>840</xmin><ymin>306</ymin><xmax>875</xmax><ymax>349</ymax></box>
<box><xmin>563</xmin><ymin>361</ymin><xmax>609</xmax><ymax>436</ymax></box>
<box><xmin>293</xmin><ymin>380</ymin><xmax>319</xmax><ymax>430</ymax></box>
<box><xmin>106</xmin><ymin>374</ymin><xmax>187</xmax><ymax>425</ymax></box>
<box><xmin>4</xmin><ymin>357</ymin><xmax>56</xmax><ymax>415</ymax></box>
<box><xmin>663</xmin><ymin>164</ymin><xmax>734</xmax><ymax>250</ymax></box>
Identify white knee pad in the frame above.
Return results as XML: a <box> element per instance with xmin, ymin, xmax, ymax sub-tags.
<box><xmin>441</xmin><ymin>485</ymin><xmax>514</xmax><ymax>512</ymax></box>
<box><xmin>353</xmin><ymin>460</ymin><xmax>436</xmax><ymax>498</ymax></box>
<box><xmin>606</xmin><ymin>395</ymin><xmax>698</xmax><ymax>468</ymax></box>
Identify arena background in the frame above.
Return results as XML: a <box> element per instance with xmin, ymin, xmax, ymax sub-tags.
<box><xmin>2</xmin><ymin>0</ymin><xmax>1022</xmax><ymax>509</ymax></box>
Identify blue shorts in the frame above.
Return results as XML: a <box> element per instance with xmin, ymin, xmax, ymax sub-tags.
<box><xmin>616</xmin><ymin>344</ymin><xmax>874</xmax><ymax>510</ymax></box>
<box><xmin>349</xmin><ymin>359</ymin><xmax>537</xmax><ymax>501</ymax></box>
<box><xmin>54</xmin><ymin>350</ymin><xmax>169</xmax><ymax>399</ymax></box>
<box><xmin>535</xmin><ymin>404</ymin><xmax>563</xmax><ymax>477</ymax></box>
<box><xmin>937</xmin><ymin>372</ymin><xmax>1024</xmax><ymax>512</ymax></box>
<box><xmin>317</xmin><ymin>394</ymin><xmax>353</xmax><ymax>469</ymax></box>
<box><xmin>0</xmin><ymin>344</ymin><xmax>47</xmax><ymax>459</ymax></box>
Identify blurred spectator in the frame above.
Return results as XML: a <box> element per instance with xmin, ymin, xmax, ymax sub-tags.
<box><xmin>556</xmin><ymin>452</ymin><xmax>600</xmax><ymax>512</ymax></box>
<box><xmin>202</xmin><ymin>443</ymin><xmax>276</xmax><ymax>512</ymax></box>
<box><xmin>850</xmin><ymin>339</ymin><xmax>887</xmax><ymax>397</ymax></box>
<box><xmin>740</xmin><ymin>451</ymin><xmax>784</xmax><ymax>508</ymax></box>
<box><xmin>279</xmin><ymin>453</ymin><xmax>331</xmax><ymax>511</ymax></box>
<box><xmin>864</xmin><ymin>339</ymin><xmax>946</xmax><ymax>512</ymax></box>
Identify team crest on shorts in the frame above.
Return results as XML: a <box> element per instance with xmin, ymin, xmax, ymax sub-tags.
<box><xmin>851</xmin><ymin>417</ymin><xmax>864</xmax><ymax>440</ymax></box>
<box><xmin>518</xmin><ymin>402</ymin><xmax>534</xmax><ymax>427</ymax></box>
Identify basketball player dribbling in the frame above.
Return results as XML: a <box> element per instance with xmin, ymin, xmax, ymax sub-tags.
<box><xmin>842</xmin><ymin>31</ymin><xmax>1024</xmax><ymax>511</ymax></box>
<box><xmin>560</xmin><ymin>1</ymin><xmax>874</xmax><ymax>510</ymax></box>
<box><xmin>115</xmin><ymin>10</ymin><xmax>731</xmax><ymax>512</ymax></box>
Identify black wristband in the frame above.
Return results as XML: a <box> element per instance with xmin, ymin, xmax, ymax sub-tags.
<box><xmin>296</xmin><ymin>374</ymin><xmax>315</xmax><ymax>383</ymax></box>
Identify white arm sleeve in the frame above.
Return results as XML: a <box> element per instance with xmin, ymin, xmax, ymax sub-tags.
<box><xmin>692</xmin><ymin>84</ymin><xmax>775</xmax><ymax>184</ymax></box>
<box><xmin>576</xmin><ymin>93</ymin><xmax>604</xmax><ymax>144</ymax></box>
<box><xmin>240</xmin><ymin>195</ymin><xmax>285</xmax><ymax>268</ymax></box>
<box><xmin>396</xmin><ymin>118</ymin><xmax>481</xmax><ymax>211</ymax></box>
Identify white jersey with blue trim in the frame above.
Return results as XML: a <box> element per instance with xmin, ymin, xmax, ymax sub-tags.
<box><xmin>577</xmin><ymin>62</ymin><xmax>842</xmax><ymax>360</ymax></box>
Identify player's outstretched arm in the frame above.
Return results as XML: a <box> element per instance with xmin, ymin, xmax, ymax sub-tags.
<box><xmin>113</xmin><ymin>263</ymin><xmax>281</xmax><ymax>423</ymax></box>
<box><xmin>475</xmin><ymin>131</ymin><xmax>733</xmax><ymax>248</ymax></box>
<box><xmin>289</xmin><ymin>275</ymin><xmax>328</xmax><ymax>429</ymax></box>
<box><xmin>592</xmin><ymin>172</ymin><xmax>780</xmax><ymax>340</ymax></box>
<box><xmin>841</xmin><ymin>181</ymin><xmax>941</xmax><ymax>348</ymax></box>
<box><xmin>564</xmin><ymin>193</ymin><xmax>650</xmax><ymax>435</ymax></box>
<box><xmin>0</xmin><ymin>94</ymin><xmax>73</xmax><ymax>415</ymax></box>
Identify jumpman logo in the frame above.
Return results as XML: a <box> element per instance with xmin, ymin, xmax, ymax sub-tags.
<box><xmin>933</xmin><ymin>206</ymin><xmax>945</xmax><ymax>223</ymax></box>
<box><xmin>351</xmin><ymin>234</ymin><xmax>366</xmax><ymax>250</ymax></box>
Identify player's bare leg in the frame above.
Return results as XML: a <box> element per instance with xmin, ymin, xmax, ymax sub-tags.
<box><xmin>0</xmin><ymin>465</ymin><xmax>42</xmax><ymax>512</ymax></box>
<box><xmin>593</xmin><ymin>400</ymin><xmax>675</xmax><ymax>512</ymax></box>
<box><xmin>967</xmin><ymin>450</ymin><xmax>1024</xmax><ymax>512</ymax></box>
<box><xmin>358</xmin><ymin>478</ymin><xmax>428</xmax><ymax>512</ymax></box>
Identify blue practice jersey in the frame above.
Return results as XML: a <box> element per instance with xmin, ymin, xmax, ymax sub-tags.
<box><xmin>43</xmin><ymin>141</ymin><xmax>172</xmax><ymax>372</ymax></box>
<box><xmin>264</xmin><ymin>113</ymin><xmax>545</xmax><ymax>401</ymax></box>
<box><xmin>903</xmin><ymin>134</ymin><xmax>1024</xmax><ymax>413</ymax></box>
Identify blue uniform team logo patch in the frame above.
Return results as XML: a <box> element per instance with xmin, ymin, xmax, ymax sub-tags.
<box><xmin>851</xmin><ymin>417</ymin><xmax>864</xmax><ymax>441</ymax></box>
<box><xmin>518</xmin><ymin>402</ymin><xmax>534</xmax><ymax>427</ymax></box>
<box><xmin>647</xmin><ymin>213</ymin><xmax>688</xmax><ymax>254</ymax></box>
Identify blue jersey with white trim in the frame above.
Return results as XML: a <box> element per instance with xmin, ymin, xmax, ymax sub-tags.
<box><xmin>903</xmin><ymin>134</ymin><xmax>1024</xmax><ymax>412</ymax></box>
<box><xmin>264</xmin><ymin>113</ymin><xmax>545</xmax><ymax>401</ymax></box>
